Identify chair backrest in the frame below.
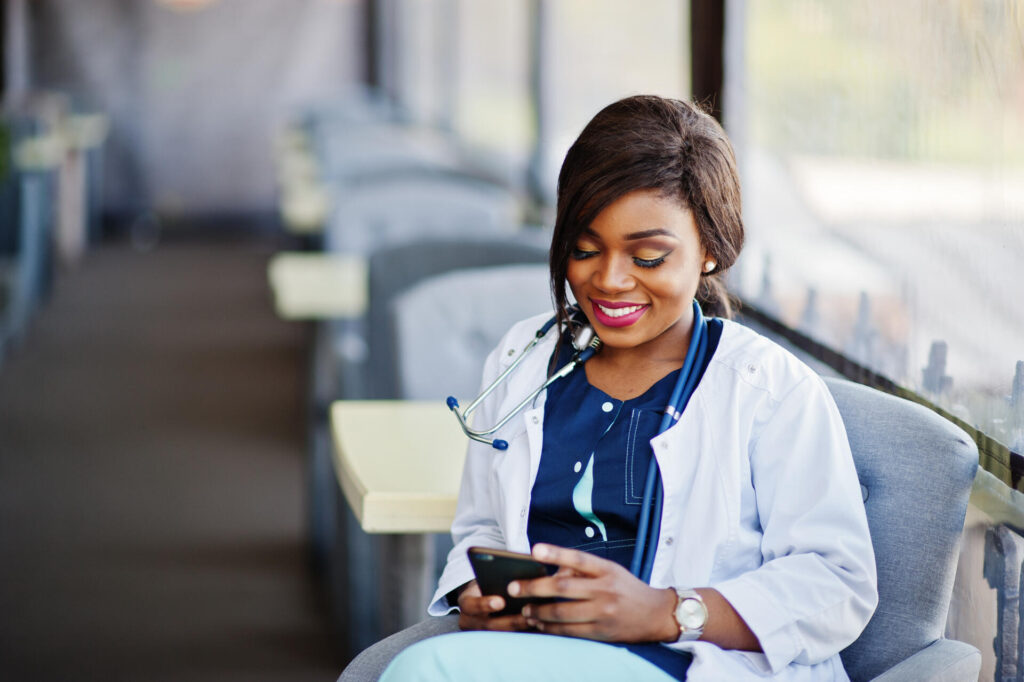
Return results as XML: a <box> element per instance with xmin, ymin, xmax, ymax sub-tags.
<box><xmin>323</xmin><ymin>174</ymin><xmax>520</xmax><ymax>254</ymax></box>
<box><xmin>391</xmin><ymin>263</ymin><xmax>553</xmax><ymax>401</ymax></box>
<box><xmin>826</xmin><ymin>377</ymin><xmax>978</xmax><ymax>680</ymax></box>
<box><xmin>331</xmin><ymin>236</ymin><xmax>548</xmax><ymax>401</ymax></box>
<box><xmin>314</xmin><ymin>123</ymin><xmax>462</xmax><ymax>182</ymax></box>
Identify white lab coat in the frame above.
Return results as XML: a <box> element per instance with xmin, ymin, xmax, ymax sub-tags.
<box><xmin>429</xmin><ymin>312</ymin><xmax>878</xmax><ymax>681</ymax></box>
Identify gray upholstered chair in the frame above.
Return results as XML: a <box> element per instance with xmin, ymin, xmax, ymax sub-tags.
<box><xmin>364</xmin><ymin>237</ymin><xmax>548</xmax><ymax>400</ymax></box>
<box><xmin>323</xmin><ymin>173</ymin><xmax>520</xmax><ymax>255</ymax></box>
<box><xmin>390</xmin><ymin>263</ymin><xmax>553</xmax><ymax>401</ymax></box>
<box><xmin>825</xmin><ymin>377</ymin><xmax>981</xmax><ymax>681</ymax></box>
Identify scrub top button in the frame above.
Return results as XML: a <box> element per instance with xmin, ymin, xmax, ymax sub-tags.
<box><xmin>585</xmin><ymin>526</ymin><xmax>595</xmax><ymax>538</ymax></box>
<box><xmin>601</xmin><ymin>401</ymin><xmax>614</xmax><ymax>413</ymax></box>
<box><xmin>574</xmin><ymin>461</ymin><xmax>582</xmax><ymax>473</ymax></box>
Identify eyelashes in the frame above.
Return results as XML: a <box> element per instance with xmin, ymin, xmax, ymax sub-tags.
<box><xmin>571</xmin><ymin>248</ymin><xmax>598</xmax><ymax>261</ymax></box>
<box><xmin>570</xmin><ymin>248</ymin><xmax>669</xmax><ymax>269</ymax></box>
<box><xmin>633</xmin><ymin>256</ymin><xmax>666</xmax><ymax>268</ymax></box>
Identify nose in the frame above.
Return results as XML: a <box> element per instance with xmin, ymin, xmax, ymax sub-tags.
<box><xmin>592</xmin><ymin>255</ymin><xmax>635</xmax><ymax>294</ymax></box>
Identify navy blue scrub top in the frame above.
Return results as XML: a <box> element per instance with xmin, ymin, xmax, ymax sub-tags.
<box><xmin>527</xmin><ymin>317</ymin><xmax>723</xmax><ymax>681</ymax></box>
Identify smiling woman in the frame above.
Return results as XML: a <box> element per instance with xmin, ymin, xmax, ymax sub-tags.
<box><xmin>565</xmin><ymin>190</ymin><xmax>707</xmax><ymax>396</ymax></box>
<box><xmin>338</xmin><ymin>96</ymin><xmax>877</xmax><ymax>682</ymax></box>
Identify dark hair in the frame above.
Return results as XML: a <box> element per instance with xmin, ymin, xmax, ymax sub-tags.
<box><xmin>549</xmin><ymin>95</ymin><xmax>744</xmax><ymax>337</ymax></box>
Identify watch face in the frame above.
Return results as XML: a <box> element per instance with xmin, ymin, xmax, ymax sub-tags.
<box><xmin>679</xmin><ymin>598</ymin><xmax>706</xmax><ymax>629</ymax></box>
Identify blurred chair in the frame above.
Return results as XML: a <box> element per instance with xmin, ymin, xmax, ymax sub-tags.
<box><xmin>316</xmin><ymin>238</ymin><xmax>546</xmax><ymax>647</ymax></box>
<box><xmin>390</xmin><ymin>263</ymin><xmax>552</xmax><ymax>401</ymax></box>
<box><xmin>314</xmin><ymin>123</ymin><xmax>463</xmax><ymax>186</ymax></box>
<box><xmin>362</xmin><ymin>235</ymin><xmax>546</xmax><ymax>399</ymax></box>
<box><xmin>304</xmin><ymin>168</ymin><xmax>527</xmax><ymax>576</ymax></box>
<box><xmin>299</xmin><ymin>87</ymin><xmax>401</xmax><ymax>135</ymax></box>
<box><xmin>0</xmin><ymin>117</ymin><xmax>60</xmax><ymax>353</ymax></box>
<box><xmin>826</xmin><ymin>378</ymin><xmax>981</xmax><ymax>681</ymax></box>
<box><xmin>323</xmin><ymin>172</ymin><xmax>520</xmax><ymax>255</ymax></box>
<box><xmin>332</xmin><ymin>261</ymin><xmax>553</xmax><ymax>656</ymax></box>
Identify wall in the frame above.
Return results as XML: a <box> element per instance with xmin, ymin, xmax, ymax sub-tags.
<box><xmin>32</xmin><ymin>0</ymin><xmax>364</xmax><ymax>219</ymax></box>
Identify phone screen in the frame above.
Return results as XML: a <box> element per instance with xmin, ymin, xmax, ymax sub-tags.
<box><xmin>467</xmin><ymin>547</ymin><xmax>558</xmax><ymax>617</ymax></box>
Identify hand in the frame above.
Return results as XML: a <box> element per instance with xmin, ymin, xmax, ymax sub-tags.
<box><xmin>507</xmin><ymin>544</ymin><xmax>678</xmax><ymax>643</ymax></box>
<box><xmin>456</xmin><ymin>580</ymin><xmax>533</xmax><ymax>632</ymax></box>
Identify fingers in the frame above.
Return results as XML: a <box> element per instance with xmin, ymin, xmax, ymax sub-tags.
<box><xmin>522</xmin><ymin>596</ymin><xmax>596</xmax><ymax>625</ymax></box>
<box><xmin>459</xmin><ymin>593</ymin><xmax>506</xmax><ymax>617</ymax></box>
<box><xmin>532</xmin><ymin>543</ymin><xmax>610</xmax><ymax>577</ymax></box>
<box><xmin>527</xmin><ymin>620</ymin><xmax>607</xmax><ymax>641</ymax></box>
<box><xmin>459</xmin><ymin>611</ymin><xmax>532</xmax><ymax>632</ymax></box>
<box><xmin>508</xmin><ymin>574</ymin><xmax>592</xmax><ymax>601</ymax></box>
<box><xmin>457</xmin><ymin>586</ymin><xmax>533</xmax><ymax>632</ymax></box>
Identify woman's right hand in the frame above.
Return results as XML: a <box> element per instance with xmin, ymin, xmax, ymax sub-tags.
<box><xmin>457</xmin><ymin>580</ymin><xmax>532</xmax><ymax>632</ymax></box>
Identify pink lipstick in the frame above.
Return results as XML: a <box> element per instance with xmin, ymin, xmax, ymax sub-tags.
<box><xmin>590</xmin><ymin>298</ymin><xmax>650</xmax><ymax>328</ymax></box>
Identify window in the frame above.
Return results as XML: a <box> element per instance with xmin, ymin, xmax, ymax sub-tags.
<box><xmin>731</xmin><ymin>0</ymin><xmax>1024</xmax><ymax>479</ymax></box>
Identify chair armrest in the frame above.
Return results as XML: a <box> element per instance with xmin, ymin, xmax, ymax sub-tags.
<box><xmin>872</xmin><ymin>639</ymin><xmax>981</xmax><ymax>682</ymax></box>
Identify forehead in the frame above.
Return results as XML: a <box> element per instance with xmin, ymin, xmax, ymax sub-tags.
<box><xmin>584</xmin><ymin>189</ymin><xmax>698</xmax><ymax>243</ymax></box>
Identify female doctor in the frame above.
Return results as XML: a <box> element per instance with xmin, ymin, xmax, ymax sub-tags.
<box><xmin>341</xmin><ymin>95</ymin><xmax>877</xmax><ymax>682</ymax></box>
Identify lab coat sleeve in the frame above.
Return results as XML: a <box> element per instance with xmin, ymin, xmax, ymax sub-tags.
<box><xmin>428</xmin><ymin>343</ymin><xmax>509</xmax><ymax>615</ymax></box>
<box><xmin>712</xmin><ymin>375</ymin><xmax>878</xmax><ymax>673</ymax></box>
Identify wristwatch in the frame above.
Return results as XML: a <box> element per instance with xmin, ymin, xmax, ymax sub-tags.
<box><xmin>672</xmin><ymin>588</ymin><xmax>708</xmax><ymax>642</ymax></box>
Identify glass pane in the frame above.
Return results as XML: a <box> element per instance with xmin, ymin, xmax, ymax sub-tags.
<box><xmin>735</xmin><ymin>0</ymin><xmax>1024</xmax><ymax>454</ymax></box>
<box><xmin>454</xmin><ymin>0</ymin><xmax>532</xmax><ymax>161</ymax></box>
<box><xmin>540</xmin><ymin>0</ymin><xmax>688</xmax><ymax>197</ymax></box>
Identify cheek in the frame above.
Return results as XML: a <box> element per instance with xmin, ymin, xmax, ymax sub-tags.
<box><xmin>565</xmin><ymin>261</ymin><xmax>585</xmax><ymax>294</ymax></box>
<box><xmin>652</xmin><ymin>265</ymin><xmax>701</xmax><ymax>303</ymax></box>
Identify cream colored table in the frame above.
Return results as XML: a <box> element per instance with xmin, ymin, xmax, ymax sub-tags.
<box><xmin>267</xmin><ymin>252</ymin><xmax>367</xmax><ymax>321</ymax></box>
<box><xmin>330</xmin><ymin>399</ymin><xmax>468</xmax><ymax>642</ymax></box>
<box><xmin>331</xmin><ymin>400</ymin><xmax>466</xmax><ymax>533</ymax></box>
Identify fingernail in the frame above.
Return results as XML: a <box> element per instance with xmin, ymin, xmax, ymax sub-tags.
<box><xmin>507</xmin><ymin>581</ymin><xmax>519</xmax><ymax>596</ymax></box>
<box><xmin>534</xmin><ymin>545</ymin><xmax>549</xmax><ymax>559</ymax></box>
<box><xmin>490</xmin><ymin>598</ymin><xmax>501</xmax><ymax>609</ymax></box>
<box><xmin>522</xmin><ymin>606</ymin><xmax>532</xmax><ymax>618</ymax></box>
<box><xmin>526</xmin><ymin>618</ymin><xmax>537</xmax><ymax>627</ymax></box>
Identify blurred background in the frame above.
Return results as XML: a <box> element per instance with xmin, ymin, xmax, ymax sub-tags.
<box><xmin>0</xmin><ymin>0</ymin><xmax>1021</xmax><ymax>680</ymax></box>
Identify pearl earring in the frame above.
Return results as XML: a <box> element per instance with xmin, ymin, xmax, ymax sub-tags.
<box><xmin>704</xmin><ymin>261</ymin><xmax>716</xmax><ymax>273</ymax></box>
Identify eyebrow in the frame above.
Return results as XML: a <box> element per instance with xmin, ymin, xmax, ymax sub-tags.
<box><xmin>582</xmin><ymin>227</ymin><xmax>677</xmax><ymax>241</ymax></box>
<box><xmin>625</xmin><ymin>228</ymin><xmax>676</xmax><ymax>240</ymax></box>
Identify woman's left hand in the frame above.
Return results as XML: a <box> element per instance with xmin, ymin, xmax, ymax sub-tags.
<box><xmin>507</xmin><ymin>543</ymin><xmax>678</xmax><ymax>643</ymax></box>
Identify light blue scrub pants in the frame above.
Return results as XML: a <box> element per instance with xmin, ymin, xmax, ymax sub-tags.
<box><xmin>379</xmin><ymin>630</ymin><xmax>679</xmax><ymax>682</ymax></box>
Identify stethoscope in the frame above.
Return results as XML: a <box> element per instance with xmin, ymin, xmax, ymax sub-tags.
<box><xmin>447</xmin><ymin>300</ymin><xmax>709</xmax><ymax>583</ymax></box>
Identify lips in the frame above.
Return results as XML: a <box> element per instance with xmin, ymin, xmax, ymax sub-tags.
<box><xmin>590</xmin><ymin>298</ymin><xmax>650</xmax><ymax>328</ymax></box>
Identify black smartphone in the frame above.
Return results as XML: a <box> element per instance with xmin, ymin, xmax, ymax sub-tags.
<box><xmin>467</xmin><ymin>547</ymin><xmax>558</xmax><ymax>617</ymax></box>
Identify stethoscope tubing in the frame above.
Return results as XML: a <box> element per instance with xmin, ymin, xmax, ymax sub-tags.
<box><xmin>446</xmin><ymin>311</ymin><xmax>598</xmax><ymax>450</ymax></box>
<box><xmin>631</xmin><ymin>300</ymin><xmax>708</xmax><ymax>581</ymax></box>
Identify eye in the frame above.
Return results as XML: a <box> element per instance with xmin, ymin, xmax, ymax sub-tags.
<box><xmin>571</xmin><ymin>247</ymin><xmax>598</xmax><ymax>260</ymax></box>
<box><xmin>633</xmin><ymin>255</ymin><xmax>667</xmax><ymax>268</ymax></box>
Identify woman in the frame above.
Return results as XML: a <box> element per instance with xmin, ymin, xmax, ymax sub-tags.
<box><xmin>341</xmin><ymin>95</ymin><xmax>877</xmax><ymax>681</ymax></box>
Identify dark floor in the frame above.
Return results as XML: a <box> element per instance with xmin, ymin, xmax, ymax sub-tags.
<box><xmin>0</xmin><ymin>237</ymin><xmax>341</xmax><ymax>681</ymax></box>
